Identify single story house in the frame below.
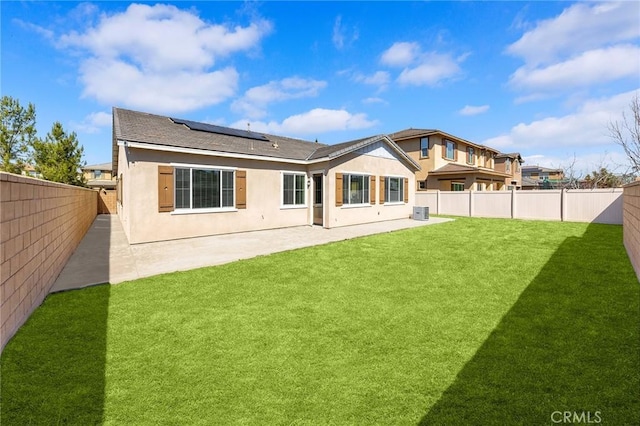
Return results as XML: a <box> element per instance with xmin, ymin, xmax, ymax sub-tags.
<box><xmin>113</xmin><ymin>108</ymin><xmax>420</xmax><ymax>244</ymax></box>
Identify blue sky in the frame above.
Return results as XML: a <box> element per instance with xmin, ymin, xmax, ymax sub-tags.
<box><xmin>2</xmin><ymin>1</ymin><xmax>639</xmax><ymax>175</ymax></box>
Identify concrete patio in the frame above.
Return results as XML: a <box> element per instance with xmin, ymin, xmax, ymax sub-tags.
<box><xmin>51</xmin><ymin>214</ymin><xmax>453</xmax><ymax>292</ymax></box>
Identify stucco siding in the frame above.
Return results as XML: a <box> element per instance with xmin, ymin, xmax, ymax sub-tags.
<box><xmin>123</xmin><ymin>148</ymin><xmax>310</xmax><ymax>244</ymax></box>
<box><xmin>324</xmin><ymin>152</ymin><xmax>415</xmax><ymax>228</ymax></box>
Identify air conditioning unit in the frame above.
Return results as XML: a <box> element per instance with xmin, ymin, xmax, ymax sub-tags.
<box><xmin>413</xmin><ymin>206</ymin><xmax>429</xmax><ymax>221</ymax></box>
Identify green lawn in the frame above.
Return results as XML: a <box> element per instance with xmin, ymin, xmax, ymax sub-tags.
<box><xmin>1</xmin><ymin>218</ymin><xmax>638</xmax><ymax>425</ymax></box>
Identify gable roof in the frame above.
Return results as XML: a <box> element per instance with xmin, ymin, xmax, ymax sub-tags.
<box><xmin>113</xmin><ymin>108</ymin><xmax>419</xmax><ymax>171</ymax></box>
<box><xmin>495</xmin><ymin>152</ymin><xmax>524</xmax><ymax>163</ymax></box>
<box><xmin>83</xmin><ymin>162</ymin><xmax>112</xmax><ymax>171</ymax></box>
<box><xmin>389</xmin><ymin>128</ymin><xmax>501</xmax><ymax>154</ymax></box>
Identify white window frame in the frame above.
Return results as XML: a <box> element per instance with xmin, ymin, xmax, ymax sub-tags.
<box><xmin>281</xmin><ymin>171</ymin><xmax>307</xmax><ymax>209</ymax></box>
<box><xmin>385</xmin><ymin>176</ymin><xmax>405</xmax><ymax>205</ymax></box>
<box><xmin>342</xmin><ymin>172</ymin><xmax>371</xmax><ymax>207</ymax></box>
<box><xmin>171</xmin><ymin>163</ymin><xmax>237</xmax><ymax>214</ymax></box>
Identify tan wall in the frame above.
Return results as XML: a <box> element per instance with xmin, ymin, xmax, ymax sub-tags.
<box><xmin>98</xmin><ymin>189</ymin><xmax>117</xmax><ymax>214</ymax></box>
<box><xmin>394</xmin><ymin>139</ymin><xmax>434</xmax><ymax>182</ymax></box>
<box><xmin>121</xmin><ymin>148</ymin><xmax>309</xmax><ymax>244</ymax></box>
<box><xmin>415</xmin><ymin>189</ymin><xmax>622</xmax><ymax>224</ymax></box>
<box><xmin>324</xmin><ymin>153</ymin><xmax>415</xmax><ymax>228</ymax></box>
<box><xmin>0</xmin><ymin>172</ymin><xmax>97</xmax><ymax>351</ymax></box>
<box><xmin>83</xmin><ymin>170</ymin><xmax>114</xmax><ymax>181</ymax></box>
<box><xmin>118</xmin><ymin>146</ymin><xmax>417</xmax><ymax>243</ymax></box>
<box><xmin>623</xmin><ymin>182</ymin><xmax>640</xmax><ymax>282</ymax></box>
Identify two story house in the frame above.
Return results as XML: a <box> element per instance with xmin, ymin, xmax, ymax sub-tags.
<box><xmin>389</xmin><ymin>129</ymin><xmax>518</xmax><ymax>191</ymax></box>
<box><xmin>521</xmin><ymin>165</ymin><xmax>564</xmax><ymax>190</ymax></box>
<box><xmin>494</xmin><ymin>153</ymin><xmax>524</xmax><ymax>190</ymax></box>
<box><xmin>82</xmin><ymin>162</ymin><xmax>117</xmax><ymax>189</ymax></box>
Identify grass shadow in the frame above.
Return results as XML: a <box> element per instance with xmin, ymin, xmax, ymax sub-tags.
<box><xmin>1</xmin><ymin>284</ymin><xmax>110</xmax><ymax>424</ymax></box>
<box><xmin>419</xmin><ymin>223</ymin><xmax>640</xmax><ymax>425</ymax></box>
<box><xmin>1</xmin><ymin>204</ymin><xmax>112</xmax><ymax>426</ymax></box>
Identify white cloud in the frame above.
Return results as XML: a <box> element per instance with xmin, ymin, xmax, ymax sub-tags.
<box><xmin>397</xmin><ymin>53</ymin><xmax>461</xmax><ymax>86</ymax></box>
<box><xmin>57</xmin><ymin>3</ymin><xmax>272</xmax><ymax>113</ymax></box>
<box><xmin>482</xmin><ymin>90</ymin><xmax>637</xmax><ymax>151</ymax></box>
<box><xmin>510</xmin><ymin>45</ymin><xmax>640</xmax><ymax>91</ymax></box>
<box><xmin>72</xmin><ymin>111</ymin><xmax>113</xmax><ymax>134</ymax></box>
<box><xmin>231</xmin><ymin>77</ymin><xmax>327</xmax><ymax>119</ymax></box>
<box><xmin>354</xmin><ymin>71</ymin><xmax>390</xmax><ymax>86</ymax></box>
<box><xmin>380</xmin><ymin>42</ymin><xmax>420</xmax><ymax>67</ymax></box>
<box><xmin>232</xmin><ymin>108</ymin><xmax>378</xmax><ymax>136</ymax></box>
<box><xmin>381</xmin><ymin>42</ymin><xmax>462</xmax><ymax>87</ymax></box>
<box><xmin>14</xmin><ymin>19</ymin><xmax>54</xmax><ymax>40</ymax></box>
<box><xmin>521</xmin><ymin>151</ymin><xmax>632</xmax><ymax>178</ymax></box>
<box><xmin>459</xmin><ymin>104</ymin><xmax>490</xmax><ymax>116</ymax></box>
<box><xmin>507</xmin><ymin>2</ymin><xmax>640</xmax><ymax>97</ymax></box>
<box><xmin>507</xmin><ymin>2</ymin><xmax>640</xmax><ymax>66</ymax></box>
<box><xmin>332</xmin><ymin>15</ymin><xmax>359</xmax><ymax>50</ymax></box>
<box><xmin>362</xmin><ymin>97</ymin><xmax>387</xmax><ymax>105</ymax></box>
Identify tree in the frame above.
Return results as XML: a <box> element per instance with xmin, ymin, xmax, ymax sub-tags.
<box><xmin>0</xmin><ymin>96</ymin><xmax>36</xmax><ymax>174</ymax></box>
<box><xmin>32</xmin><ymin>122</ymin><xmax>86</xmax><ymax>186</ymax></box>
<box><xmin>608</xmin><ymin>93</ymin><xmax>640</xmax><ymax>175</ymax></box>
<box><xmin>583</xmin><ymin>167</ymin><xmax>622</xmax><ymax>188</ymax></box>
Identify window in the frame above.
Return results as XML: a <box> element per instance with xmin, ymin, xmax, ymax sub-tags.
<box><xmin>467</xmin><ymin>147</ymin><xmax>475</xmax><ymax>165</ymax></box>
<box><xmin>94</xmin><ymin>170</ymin><xmax>102</xmax><ymax>179</ymax></box>
<box><xmin>444</xmin><ymin>140</ymin><xmax>456</xmax><ymax>160</ymax></box>
<box><xmin>420</xmin><ymin>137</ymin><xmax>429</xmax><ymax>158</ymax></box>
<box><xmin>451</xmin><ymin>182</ymin><xmax>465</xmax><ymax>191</ymax></box>
<box><xmin>385</xmin><ymin>177</ymin><xmax>404</xmax><ymax>203</ymax></box>
<box><xmin>174</xmin><ymin>167</ymin><xmax>235</xmax><ymax>210</ymax></box>
<box><xmin>418</xmin><ymin>180</ymin><xmax>427</xmax><ymax>190</ymax></box>
<box><xmin>342</xmin><ymin>174</ymin><xmax>369</xmax><ymax>205</ymax></box>
<box><xmin>477</xmin><ymin>182</ymin><xmax>484</xmax><ymax>191</ymax></box>
<box><xmin>283</xmin><ymin>173</ymin><xmax>306</xmax><ymax>206</ymax></box>
<box><xmin>515</xmin><ymin>161</ymin><xmax>520</xmax><ymax>172</ymax></box>
<box><xmin>505</xmin><ymin>158</ymin><xmax>512</xmax><ymax>172</ymax></box>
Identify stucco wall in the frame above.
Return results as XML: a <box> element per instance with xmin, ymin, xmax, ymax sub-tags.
<box><xmin>623</xmin><ymin>181</ymin><xmax>640</xmax><ymax>282</ymax></box>
<box><xmin>324</xmin><ymin>152</ymin><xmax>415</xmax><ymax>228</ymax></box>
<box><xmin>118</xmin><ymin>143</ymin><xmax>417</xmax><ymax>243</ymax></box>
<box><xmin>0</xmin><ymin>172</ymin><xmax>97</xmax><ymax>351</ymax></box>
<box><xmin>121</xmin><ymin>148</ymin><xmax>309</xmax><ymax>244</ymax></box>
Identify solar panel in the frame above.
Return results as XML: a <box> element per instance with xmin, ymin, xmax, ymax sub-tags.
<box><xmin>170</xmin><ymin>118</ymin><xmax>268</xmax><ymax>142</ymax></box>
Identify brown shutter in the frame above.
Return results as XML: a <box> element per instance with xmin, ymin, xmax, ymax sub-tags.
<box><xmin>370</xmin><ymin>175</ymin><xmax>376</xmax><ymax>205</ymax></box>
<box><xmin>404</xmin><ymin>178</ymin><xmax>409</xmax><ymax>203</ymax></box>
<box><xmin>335</xmin><ymin>173</ymin><xmax>343</xmax><ymax>207</ymax></box>
<box><xmin>158</xmin><ymin>166</ymin><xmax>174</xmax><ymax>212</ymax></box>
<box><xmin>236</xmin><ymin>170</ymin><xmax>247</xmax><ymax>209</ymax></box>
<box><xmin>442</xmin><ymin>141</ymin><xmax>446</xmax><ymax>158</ymax></box>
<box><xmin>454</xmin><ymin>143</ymin><xmax>458</xmax><ymax>161</ymax></box>
<box><xmin>379</xmin><ymin>176</ymin><xmax>385</xmax><ymax>204</ymax></box>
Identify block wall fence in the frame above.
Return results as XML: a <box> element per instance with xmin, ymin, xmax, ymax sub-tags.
<box><xmin>98</xmin><ymin>189</ymin><xmax>117</xmax><ymax>214</ymax></box>
<box><xmin>623</xmin><ymin>182</ymin><xmax>640</xmax><ymax>282</ymax></box>
<box><xmin>0</xmin><ymin>172</ymin><xmax>97</xmax><ymax>352</ymax></box>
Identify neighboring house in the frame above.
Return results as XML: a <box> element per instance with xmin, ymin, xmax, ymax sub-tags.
<box><xmin>521</xmin><ymin>165</ymin><xmax>564</xmax><ymax>190</ymax></box>
<box><xmin>21</xmin><ymin>165</ymin><xmax>41</xmax><ymax>179</ymax></box>
<box><xmin>113</xmin><ymin>108</ymin><xmax>420</xmax><ymax>244</ymax></box>
<box><xmin>389</xmin><ymin>129</ymin><xmax>513</xmax><ymax>191</ymax></box>
<box><xmin>83</xmin><ymin>162</ymin><xmax>116</xmax><ymax>189</ymax></box>
<box><xmin>494</xmin><ymin>153</ymin><xmax>524</xmax><ymax>190</ymax></box>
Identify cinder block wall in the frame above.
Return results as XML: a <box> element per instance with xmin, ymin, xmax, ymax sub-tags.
<box><xmin>623</xmin><ymin>181</ymin><xmax>640</xmax><ymax>282</ymax></box>
<box><xmin>1</xmin><ymin>172</ymin><xmax>97</xmax><ymax>351</ymax></box>
<box><xmin>98</xmin><ymin>189</ymin><xmax>117</xmax><ymax>214</ymax></box>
